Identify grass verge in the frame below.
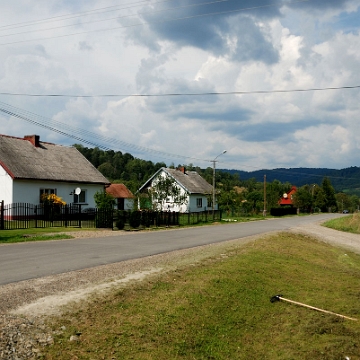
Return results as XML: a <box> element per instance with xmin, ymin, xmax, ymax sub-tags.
<box><xmin>43</xmin><ymin>233</ymin><xmax>360</xmax><ymax>360</ymax></box>
<box><xmin>324</xmin><ymin>213</ymin><xmax>360</xmax><ymax>234</ymax></box>
<box><xmin>0</xmin><ymin>228</ymin><xmax>84</xmax><ymax>243</ymax></box>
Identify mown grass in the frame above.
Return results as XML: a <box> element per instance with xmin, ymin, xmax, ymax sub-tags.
<box><xmin>43</xmin><ymin>233</ymin><xmax>360</xmax><ymax>360</ymax></box>
<box><xmin>324</xmin><ymin>213</ymin><xmax>360</xmax><ymax>234</ymax></box>
<box><xmin>0</xmin><ymin>228</ymin><xmax>84</xmax><ymax>243</ymax></box>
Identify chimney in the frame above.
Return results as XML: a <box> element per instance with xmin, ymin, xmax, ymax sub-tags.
<box><xmin>178</xmin><ymin>166</ymin><xmax>186</xmax><ymax>174</ymax></box>
<box><xmin>24</xmin><ymin>135</ymin><xmax>40</xmax><ymax>147</ymax></box>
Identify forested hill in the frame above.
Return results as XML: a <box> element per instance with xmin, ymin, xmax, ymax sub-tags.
<box><xmin>73</xmin><ymin>144</ymin><xmax>360</xmax><ymax>195</ymax></box>
<box><xmin>224</xmin><ymin>167</ymin><xmax>360</xmax><ymax>195</ymax></box>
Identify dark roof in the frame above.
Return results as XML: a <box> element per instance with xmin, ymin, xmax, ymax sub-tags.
<box><xmin>0</xmin><ymin>134</ymin><xmax>110</xmax><ymax>184</ymax></box>
<box><xmin>106</xmin><ymin>184</ymin><xmax>135</xmax><ymax>198</ymax></box>
<box><xmin>140</xmin><ymin>167</ymin><xmax>213</xmax><ymax>194</ymax></box>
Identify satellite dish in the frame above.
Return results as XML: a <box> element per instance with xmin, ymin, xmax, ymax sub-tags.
<box><xmin>75</xmin><ymin>187</ymin><xmax>81</xmax><ymax>195</ymax></box>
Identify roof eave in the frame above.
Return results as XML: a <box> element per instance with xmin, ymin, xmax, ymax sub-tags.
<box><xmin>13</xmin><ymin>177</ymin><xmax>110</xmax><ymax>185</ymax></box>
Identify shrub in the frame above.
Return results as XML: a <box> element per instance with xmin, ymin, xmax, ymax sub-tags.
<box><xmin>129</xmin><ymin>211</ymin><xmax>141</xmax><ymax>228</ymax></box>
<box><xmin>116</xmin><ymin>218</ymin><xmax>125</xmax><ymax>230</ymax></box>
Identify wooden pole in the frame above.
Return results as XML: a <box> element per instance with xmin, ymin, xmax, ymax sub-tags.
<box><xmin>278</xmin><ymin>296</ymin><xmax>357</xmax><ymax>321</ymax></box>
<box><xmin>263</xmin><ymin>175</ymin><xmax>267</xmax><ymax>217</ymax></box>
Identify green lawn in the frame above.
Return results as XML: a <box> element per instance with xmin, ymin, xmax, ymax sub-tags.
<box><xmin>42</xmin><ymin>233</ymin><xmax>360</xmax><ymax>360</ymax></box>
<box><xmin>324</xmin><ymin>212</ymin><xmax>360</xmax><ymax>234</ymax></box>
<box><xmin>0</xmin><ymin>227</ymin><xmax>86</xmax><ymax>243</ymax></box>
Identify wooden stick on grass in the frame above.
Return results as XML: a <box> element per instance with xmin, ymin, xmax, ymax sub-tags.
<box><xmin>270</xmin><ymin>294</ymin><xmax>358</xmax><ymax>321</ymax></box>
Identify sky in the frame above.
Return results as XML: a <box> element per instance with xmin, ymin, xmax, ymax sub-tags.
<box><xmin>0</xmin><ymin>0</ymin><xmax>359</xmax><ymax>172</ymax></box>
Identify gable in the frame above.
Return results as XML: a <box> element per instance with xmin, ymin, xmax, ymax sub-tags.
<box><xmin>0</xmin><ymin>134</ymin><xmax>109</xmax><ymax>184</ymax></box>
<box><xmin>139</xmin><ymin>167</ymin><xmax>213</xmax><ymax>195</ymax></box>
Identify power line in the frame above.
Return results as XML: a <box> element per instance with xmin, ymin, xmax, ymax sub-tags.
<box><xmin>0</xmin><ymin>0</ymin><xmax>311</xmax><ymax>46</ymax></box>
<box><xmin>0</xmin><ymin>0</ymin><xmax>165</xmax><ymax>30</ymax></box>
<box><xmin>0</xmin><ymin>0</ymin><xmax>231</xmax><ymax>38</ymax></box>
<box><xmin>1</xmin><ymin>85</ymin><xmax>359</xmax><ymax>98</ymax></box>
<box><xmin>0</xmin><ymin>101</ymin><xmax>211</xmax><ymax>164</ymax></box>
<box><xmin>0</xmin><ymin>101</ymin><xmax>357</xmax><ymax>181</ymax></box>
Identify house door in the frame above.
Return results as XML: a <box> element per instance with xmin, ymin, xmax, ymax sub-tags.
<box><xmin>117</xmin><ymin>198</ymin><xmax>125</xmax><ymax>210</ymax></box>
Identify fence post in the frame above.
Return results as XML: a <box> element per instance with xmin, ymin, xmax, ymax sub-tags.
<box><xmin>65</xmin><ymin>205</ymin><xmax>68</xmax><ymax>228</ymax></box>
<box><xmin>78</xmin><ymin>204</ymin><xmax>82</xmax><ymax>228</ymax></box>
<box><xmin>34</xmin><ymin>205</ymin><xmax>38</xmax><ymax>228</ymax></box>
<box><xmin>0</xmin><ymin>200</ymin><xmax>4</xmax><ymax>230</ymax></box>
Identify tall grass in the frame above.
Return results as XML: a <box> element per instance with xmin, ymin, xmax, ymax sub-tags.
<box><xmin>43</xmin><ymin>233</ymin><xmax>360</xmax><ymax>360</ymax></box>
<box><xmin>324</xmin><ymin>213</ymin><xmax>360</xmax><ymax>234</ymax></box>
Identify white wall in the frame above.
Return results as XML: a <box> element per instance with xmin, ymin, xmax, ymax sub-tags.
<box><xmin>124</xmin><ymin>198</ymin><xmax>134</xmax><ymax>210</ymax></box>
<box><xmin>149</xmin><ymin>170</ymin><xmax>215</xmax><ymax>213</ymax></box>
<box><xmin>150</xmin><ymin>170</ymin><xmax>189</xmax><ymax>212</ymax></box>
<box><xmin>12</xmin><ymin>180</ymin><xmax>105</xmax><ymax>208</ymax></box>
<box><xmin>188</xmin><ymin>195</ymin><xmax>211</xmax><ymax>212</ymax></box>
<box><xmin>0</xmin><ymin>166</ymin><xmax>13</xmax><ymax>205</ymax></box>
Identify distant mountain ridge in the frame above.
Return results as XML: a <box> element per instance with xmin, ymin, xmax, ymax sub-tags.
<box><xmin>223</xmin><ymin>166</ymin><xmax>360</xmax><ymax>195</ymax></box>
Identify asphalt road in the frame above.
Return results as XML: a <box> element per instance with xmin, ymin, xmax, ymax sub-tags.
<box><xmin>0</xmin><ymin>213</ymin><xmax>342</xmax><ymax>285</ymax></box>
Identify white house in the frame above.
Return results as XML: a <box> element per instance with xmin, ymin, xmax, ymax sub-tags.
<box><xmin>0</xmin><ymin>134</ymin><xmax>110</xmax><ymax>208</ymax></box>
<box><xmin>138</xmin><ymin>167</ymin><xmax>216</xmax><ymax>213</ymax></box>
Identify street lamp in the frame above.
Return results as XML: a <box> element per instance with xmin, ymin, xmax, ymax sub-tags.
<box><xmin>212</xmin><ymin>150</ymin><xmax>227</xmax><ymax>218</ymax></box>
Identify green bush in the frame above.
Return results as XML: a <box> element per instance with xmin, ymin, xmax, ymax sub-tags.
<box><xmin>115</xmin><ymin>218</ymin><xmax>125</xmax><ymax>230</ymax></box>
<box><xmin>129</xmin><ymin>211</ymin><xmax>141</xmax><ymax>228</ymax></box>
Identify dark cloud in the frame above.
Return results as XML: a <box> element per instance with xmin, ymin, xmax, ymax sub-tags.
<box><xmin>180</xmin><ymin>107</ymin><xmax>254</xmax><ymax>122</ymax></box>
<box><xmin>214</xmin><ymin>118</ymin><xmax>324</xmax><ymax>142</ymax></box>
<box><xmin>122</xmin><ymin>0</ymin><xmax>281</xmax><ymax>63</ymax></box>
<box><xmin>285</xmin><ymin>0</ymin><xmax>353</xmax><ymax>11</ymax></box>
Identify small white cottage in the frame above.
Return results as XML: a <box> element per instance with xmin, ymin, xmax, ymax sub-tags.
<box><xmin>106</xmin><ymin>183</ymin><xmax>135</xmax><ymax>210</ymax></box>
<box><xmin>0</xmin><ymin>134</ymin><xmax>110</xmax><ymax>208</ymax></box>
<box><xmin>138</xmin><ymin>167</ymin><xmax>215</xmax><ymax>212</ymax></box>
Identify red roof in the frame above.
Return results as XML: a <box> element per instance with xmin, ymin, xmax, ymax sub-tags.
<box><xmin>278</xmin><ymin>186</ymin><xmax>297</xmax><ymax>206</ymax></box>
<box><xmin>106</xmin><ymin>184</ymin><xmax>135</xmax><ymax>199</ymax></box>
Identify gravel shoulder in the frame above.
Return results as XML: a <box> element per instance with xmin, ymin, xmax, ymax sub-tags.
<box><xmin>1</xmin><ymin>223</ymin><xmax>360</xmax><ymax>359</ymax></box>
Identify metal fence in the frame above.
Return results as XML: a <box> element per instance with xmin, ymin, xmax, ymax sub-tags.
<box><xmin>0</xmin><ymin>201</ymin><xmax>222</xmax><ymax>231</ymax></box>
<box><xmin>114</xmin><ymin>209</ymin><xmax>222</xmax><ymax>228</ymax></box>
<box><xmin>0</xmin><ymin>201</ymin><xmax>112</xmax><ymax>230</ymax></box>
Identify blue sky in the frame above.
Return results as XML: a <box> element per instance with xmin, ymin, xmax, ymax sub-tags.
<box><xmin>0</xmin><ymin>0</ymin><xmax>359</xmax><ymax>171</ymax></box>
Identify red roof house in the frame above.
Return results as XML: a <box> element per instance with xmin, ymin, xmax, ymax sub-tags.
<box><xmin>278</xmin><ymin>186</ymin><xmax>297</xmax><ymax>206</ymax></box>
<box><xmin>106</xmin><ymin>183</ymin><xmax>135</xmax><ymax>210</ymax></box>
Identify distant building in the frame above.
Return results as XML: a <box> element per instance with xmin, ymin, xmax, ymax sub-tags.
<box><xmin>106</xmin><ymin>183</ymin><xmax>135</xmax><ymax>210</ymax></box>
<box><xmin>278</xmin><ymin>186</ymin><xmax>297</xmax><ymax>206</ymax></box>
<box><xmin>138</xmin><ymin>167</ymin><xmax>214</xmax><ymax>212</ymax></box>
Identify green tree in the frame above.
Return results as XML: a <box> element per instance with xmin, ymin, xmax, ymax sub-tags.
<box><xmin>94</xmin><ymin>191</ymin><xmax>115</xmax><ymax>209</ymax></box>
<box><xmin>292</xmin><ymin>185</ymin><xmax>313</xmax><ymax>212</ymax></box>
<box><xmin>246</xmin><ymin>191</ymin><xmax>263</xmax><ymax>213</ymax></box>
<box><xmin>97</xmin><ymin>162</ymin><xmax>116</xmax><ymax>180</ymax></box>
<box><xmin>350</xmin><ymin>195</ymin><xmax>360</xmax><ymax>212</ymax></box>
<box><xmin>313</xmin><ymin>186</ymin><xmax>326</xmax><ymax>211</ymax></box>
<box><xmin>335</xmin><ymin>192</ymin><xmax>352</xmax><ymax>213</ymax></box>
<box><xmin>321</xmin><ymin>177</ymin><xmax>337</xmax><ymax>212</ymax></box>
<box><xmin>149</xmin><ymin>174</ymin><xmax>188</xmax><ymax>211</ymax></box>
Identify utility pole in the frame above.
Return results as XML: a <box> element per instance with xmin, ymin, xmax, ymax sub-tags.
<box><xmin>212</xmin><ymin>150</ymin><xmax>227</xmax><ymax>219</ymax></box>
<box><xmin>263</xmin><ymin>174</ymin><xmax>267</xmax><ymax>217</ymax></box>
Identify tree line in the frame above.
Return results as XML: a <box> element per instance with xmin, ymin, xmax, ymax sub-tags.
<box><xmin>74</xmin><ymin>145</ymin><xmax>360</xmax><ymax>214</ymax></box>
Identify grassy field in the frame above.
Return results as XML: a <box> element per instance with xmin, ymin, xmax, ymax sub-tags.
<box><xmin>324</xmin><ymin>213</ymin><xmax>360</xmax><ymax>234</ymax></box>
<box><xmin>42</xmin><ymin>232</ymin><xmax>360</xmax><ymax>360</ymax></box>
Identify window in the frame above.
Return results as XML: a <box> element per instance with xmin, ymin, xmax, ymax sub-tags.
<box><xmin>196</xmin><ymin>198</ymin><xmax>203</xmax><ymax>208</ymax></box>
<box><xmin>40</xmin><ymin>188</ymin><xmax>57</xmax><ymax>202</ymax></box>
<box><xmin>74</xmin><ymin>190</ymin><xmax>86</xmax><ymax>204</ymax></box>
